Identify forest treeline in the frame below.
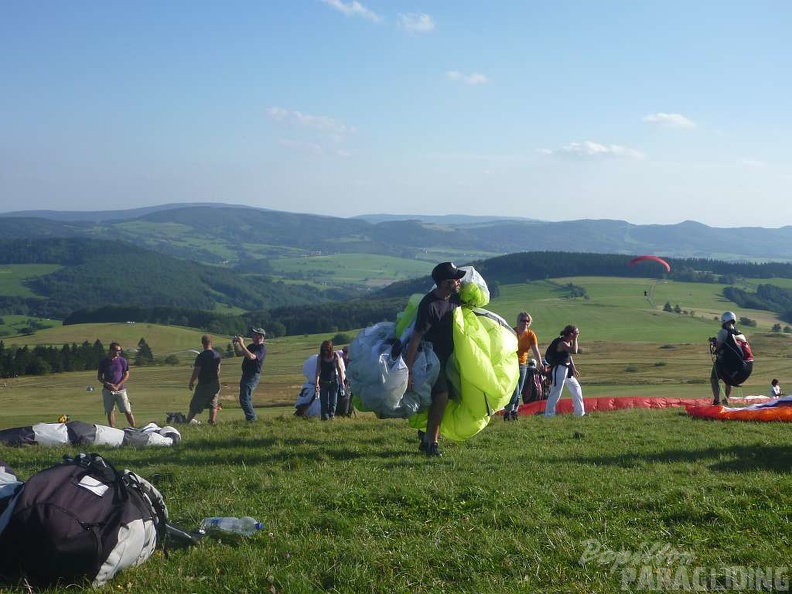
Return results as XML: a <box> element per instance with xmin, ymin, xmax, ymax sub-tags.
<box><xmin>63</xmin><ymin>298</ymin><xmax>407</xmax><ymax>338</ymax></box>
<box><xmin>0</xmin><ymin>339</ymin><xmax>107</xmax><ymax>377</ymax></box>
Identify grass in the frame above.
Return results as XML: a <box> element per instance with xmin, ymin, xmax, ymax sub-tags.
<box><xmin>1</xmin><ymin>276</ymin><xmax>791</xmax><ymax>592</ymax></box>
<box><xmin>1</xmin><ymin>412</ymin><xmax>789</xmax><ymax>593</ymax></box>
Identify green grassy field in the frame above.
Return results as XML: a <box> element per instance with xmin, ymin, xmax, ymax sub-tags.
<box><xmin>1</xmin><ymin>277</ymin><xmax>790</xmax><ymax>592</ymax></box>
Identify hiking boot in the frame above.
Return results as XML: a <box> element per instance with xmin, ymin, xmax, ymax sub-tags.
<box><xmin>425</xmin><ymin>442</ymin><xmax>443</xmax><ymax>457</ymax></box>
<box><xmin>503</xmin><ymin>412</ymin><xmax>510</xmax><ymax>421</ymax></box>
<box><xmin>418</xmin><ymin>440</ymin><xmax>428</xmax><ymax>454</ymax></box>
<box><xmin>510</xmin><ymin>411</ymin><xmax>518</xmax><ymax>420</ymax></box>
<box><xmin>712</xmin><ymin>399</ymin><xmax>721</xmax><ymax>406</ymax></box>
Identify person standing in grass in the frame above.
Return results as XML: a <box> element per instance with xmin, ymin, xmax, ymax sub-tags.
<box><xmin>232</xmin><ymin>327</ymin><xmax>267</xmax><ymax>422</ymax></box>
<box><xmin>769</xmin><ymin>378</ymin><xmax>783</xmax><ymax>398</ymax></box>
<box><xmin>504</xmin><ymin>312</ymin><xmax>543</xmax><ymax>421</ymax></box>
<box><xmin>314</xmin><ymin>340</ymin><xmax>346</xmax><ymax>421</ymax></box>
<box><xmin>97</xmin><ymin>342</ymin><xmax>136</xmax><ymax>428</ymax></box>
<box><xmin>187</xmin><ymin>334</ymin><xmax>222</xmax><ymax>425</ymax></box>
<box><xmin>404</xmin><ymin>261</ymin><xmax>466</xmax><ymax>457</ymax></box>
<box><xmin>710</xmin><ymin>311</ymin><xmax>753</xmax><ymax>405</ymax></box>
<box><xmin>544</xmin><ymin>325</ymin><xmax>585</xmax><ymax>418</ymax></box>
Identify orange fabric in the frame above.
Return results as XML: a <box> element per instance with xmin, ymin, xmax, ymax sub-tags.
<box><xmin>515</xmin><ymin>328</ymin><xmax>538</xmax><ymax>365</ymax></box>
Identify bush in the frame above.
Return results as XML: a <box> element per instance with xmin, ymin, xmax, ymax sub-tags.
<box><xmin>625</xmin><ymin>364</ymin><xmax>638</xmax><ymax>373</ymax></box>
<box><xmin>331</xmin><ymin>332</ymin><xmax>354</xmax><ymax>345</ymax></box>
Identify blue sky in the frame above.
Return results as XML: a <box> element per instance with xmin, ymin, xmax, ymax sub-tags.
<box><xmin>1</xmin><ymin>1</ymin><xmax>789</xmax><ymax>227</ymax></box>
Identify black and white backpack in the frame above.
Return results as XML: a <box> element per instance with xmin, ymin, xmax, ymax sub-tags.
<box><xmin>0</xmin><ymin>453</ymin><xmax>170</xmax><ymax>587</ymax></box>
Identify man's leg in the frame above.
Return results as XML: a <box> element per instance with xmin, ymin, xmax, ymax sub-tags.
<box><xmin>239</xmin><ymin>375</ymin><xmax>259</xmax><ymax>421</ymax></box>
<box><xmin>426</xmin><ymin>390</ymin><xmax>448</xmax><ymax>444</ymax></box>
<box><xmin>125</xmin><ymin>412</ymin><xmax>136</xmax><ymax>427</ymax></box>
<box><xmin>103</xmin><ymin>389</ymin><xmax>116</xmax><ymax>427</ymax></box>
<box><xmin>711</xmin><ymin>365</ymin><xmax>722</xmax><ymax>404</ymax></box>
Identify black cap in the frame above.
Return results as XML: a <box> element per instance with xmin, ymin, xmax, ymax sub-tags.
<box><xmin>250</xmin><ymin>327</ymin><xmax>267</xmax><ymax>337</ymax></box>
<box><xmin>431</xmin><ymin>262</ymin><xmax>466</xmax><ymax>284</ymax></box>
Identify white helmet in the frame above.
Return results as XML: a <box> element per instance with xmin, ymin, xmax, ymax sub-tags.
<box><xmin>721</xmin><ymin>311</ymin><xmax>736</xmax><ymax>324</ymax></box>
<box><xmin>528</xmin><ymin>358</ymin><xmax>537</xmax><ymax>367</ymax></box>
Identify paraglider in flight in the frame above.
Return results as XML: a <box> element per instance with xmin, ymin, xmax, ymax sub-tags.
<box><xmin>628</xmin><ymin>255</ymin><xmax>671</xmax><ymax>273</ymax></box>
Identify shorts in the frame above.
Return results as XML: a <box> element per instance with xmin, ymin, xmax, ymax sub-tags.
<box><xmin>189</xmin><ymin>381</ymin><xmax>220</xmax><ymax>415</ymax></box>
<box><xmin>431</xmin><ymin>361</ymin><xmax>450</xmax><ymax>397</ymax></box>
<box><xmin>103</xmin><ymin>388</ymin><xmax>132</xmax><ymax>414</ymax></box>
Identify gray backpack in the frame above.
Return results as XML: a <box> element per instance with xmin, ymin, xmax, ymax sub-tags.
<box><xmin>0</xmin><ymin>453</ymin><xmax>169</xmax><ymax>587</ymax></box>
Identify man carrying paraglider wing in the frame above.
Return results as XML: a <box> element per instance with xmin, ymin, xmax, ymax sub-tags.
<box><xmin>403</xmin><ymin>262</ymin><xmax>465</xmax><ymax>458</ymax></box>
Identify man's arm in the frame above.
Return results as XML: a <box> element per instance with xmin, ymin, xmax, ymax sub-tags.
<box><xmin>188</xmin><ymin>366</ymin><xmax>200</xmax><ymax>390</ymax></box>
<box><xmin>403</xmin><ymin>330</ymin><xmax>424</xmax><ymax>390</ymax></box>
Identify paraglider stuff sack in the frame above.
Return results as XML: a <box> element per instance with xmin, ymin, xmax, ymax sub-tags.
<box><xmin>0</xmin><ymin>453</ymin><xmax>167</xmax><ymax>588</ymax></box>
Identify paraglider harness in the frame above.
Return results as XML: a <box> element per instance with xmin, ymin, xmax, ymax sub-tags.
<box><xmin>710</xmin><ymin>327</ymin><xmax>754</xmax><ymax>387</ymax></box>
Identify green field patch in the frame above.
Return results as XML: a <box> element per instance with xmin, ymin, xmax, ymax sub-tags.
<box><xmin>269</xmin><ymin>254</ymin><xmax>434</xmax><ymax>287</ymax></box>
<box><xmin>0</xmin><ymin>264</ymin><xmax>62</xmax><ymax>297</ymax></box>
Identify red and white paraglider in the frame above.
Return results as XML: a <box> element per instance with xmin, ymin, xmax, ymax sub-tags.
<box><xmin>629</xmin><ymin>256</ymin><xmax>671</xmax><ymax>307</ymax></box>
<box><xmin>628</xmin><ymin>255</ymin><xmax>671</xmax><ymax>273</ymax></box>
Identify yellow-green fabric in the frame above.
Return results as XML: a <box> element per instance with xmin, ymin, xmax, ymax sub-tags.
<box><xmin>408</xmin><ymin>305</ymin><xmax>518</xmax><ymax>441</ymax></box>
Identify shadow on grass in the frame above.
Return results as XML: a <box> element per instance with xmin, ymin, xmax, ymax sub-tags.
<box><xmin>559</xmin><ymin>444</ymin><xmax>792</xmax><ymax>473</ymax></box>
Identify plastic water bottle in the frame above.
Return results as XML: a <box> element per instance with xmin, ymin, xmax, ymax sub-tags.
<box><xmin>198</xmin><ymin>516</ymin><xmax>264</xmax><ymax>536</ymax></box>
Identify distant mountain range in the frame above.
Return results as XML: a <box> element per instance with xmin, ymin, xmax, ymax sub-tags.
<box><xmin>2</xmin><ymin>203</ymin><xmax>791</xmax><ymax>263</ymax></box>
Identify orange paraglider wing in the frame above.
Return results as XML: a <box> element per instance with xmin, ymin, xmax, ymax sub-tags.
<box><xmin>628</xmin><ymin>255</ymin><xmax>671</xmax><ymax>272</ymax></box>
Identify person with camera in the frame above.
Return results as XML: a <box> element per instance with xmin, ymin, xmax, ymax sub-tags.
<box><xmin>544</xmin><ymin>325</ymin><xmax>585</xmax><ymax>418</ymax></box>
<box><xmin>232</xmin><ymin>327</ymin><xmax>267</xmax><ymax>422</ymax></box>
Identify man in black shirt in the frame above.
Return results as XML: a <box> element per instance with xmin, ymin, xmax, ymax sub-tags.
<box><xmin>403</xmin><ymin>262</ymin><xmax>465</xmax><ymax>457</ymax></box>
<box><xmin>187</xmin><ymin>334</ymin><xmax>222</xmax><ymax>424</ymax></box>
<box><xmin>233</xmin><ymin>327</ymin><xmax>267</xmax><ymax>422</ymax></box>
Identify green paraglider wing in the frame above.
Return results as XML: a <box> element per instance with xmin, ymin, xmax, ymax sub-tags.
<box><xmin>409</xmin><ymin>305</ymin><xmax>518</xmax><ymax>441</ymax></box>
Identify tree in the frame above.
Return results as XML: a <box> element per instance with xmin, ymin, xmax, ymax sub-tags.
<box><xmin>135</xmin><ymin>338</ymin><xmax>155</xmax><ymax>366</ymax></box>
<box><xmin>772</xmin><ymin>323</ymin><xmax>782</xmax><ymax>333</ymax></box>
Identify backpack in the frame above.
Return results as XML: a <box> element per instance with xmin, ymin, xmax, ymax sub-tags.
<box><xmin>544</xmin><ymin>337</ymin><xmax>564</xmax><ymax>368</ymax></box>
<box><xmin>715</xmin><ymin>329</ymin><xmax>754</xmax><ymax>387</ymax></box>
<box><xmin>0</xmin><ymin>453</ymin><xmax>169</xmax><ymax>588</ymax></box>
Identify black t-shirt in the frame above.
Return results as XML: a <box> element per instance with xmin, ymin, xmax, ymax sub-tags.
<box><xmin>241</xmin><ymin>342</ymin><xmax>266</xmax><ymax>376</ymax></box>
<box><xmin>414</xmin><ymin>291</ymin><xmax>461</xmax><ymax>363</ymax></box>
<box><xmin>193</xmin><ymin>349</ymin><xmax>221</xmax><ymax>384</ymax></box>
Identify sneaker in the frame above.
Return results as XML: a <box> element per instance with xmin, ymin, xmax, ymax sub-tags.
<box><xmin>712</xmin><ymin>399</ymin><xmax>721</xmax><ymax>406</ymax></box>
<box><xmin>425</xmin><ymin>442</ymin><xmax>443</xmax><ymax>457</ymax></box>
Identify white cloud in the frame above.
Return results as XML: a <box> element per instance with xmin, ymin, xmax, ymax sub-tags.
<box><xmin>539</xmin><ymin>141</ymin><xmax>646</xmax><ymax>160</ymax></box>
<box><xmin>642</xmin><ymin>112</ymin><xmax>696</xmax><ymax>129</ymax></box>
<box><xmin>266</xmin><ymin>106</ymin><xmax>355</xmax><ymax>136</ymax></box>
<box><xmin>277</xmin><ymin>139</ymin><xmax>349</xmax><ymax>157</ymax></box>
<box><xmin>738</xmin><ymin>158</ymin><xmax>768</xmax><ymax>168</ymax></box>
<box><xmin>398</xmin><ymin>12</ymin><xmax>435</xmax><ymax>33</ymax></box>
<box><xmin>445</xmin><ymin>70</ymin><xmax>489</xmax><ymax>86</ymax></box>
<box><xmin>320</xmin><ymin>0</ymin><xmax>382</xmax><ymax>22</ymax></box>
